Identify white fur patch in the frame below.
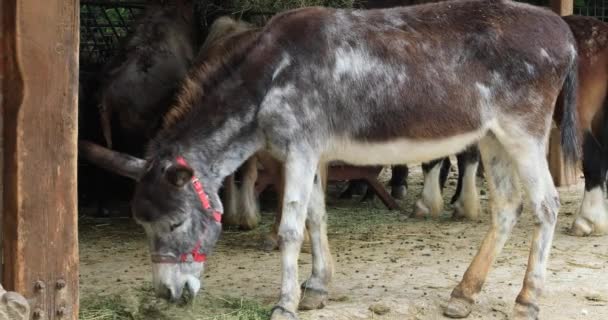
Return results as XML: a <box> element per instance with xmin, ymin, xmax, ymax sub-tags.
<box><xmin>524</xmin><ymin>62</ymin><xmax>535</xmax><ymax>75</ymax></box>
<box><xmin>323</xmin><ymin>126</ymin><xmax>492</xmax><ymax>165</ymax></box>
<box><xmin>540</xmin><ymin>48</ymin><xmax>551</xmax><ymax>60</ymax></box>
<box><xmin>272</xmin><ymin>54</ymin><xmax>291</xmax><ymax>80</ymax></box>
<box><xmin>332</xmin><ymin>47</ymin><xmax>408</xmax><ymax>83</ymax></box>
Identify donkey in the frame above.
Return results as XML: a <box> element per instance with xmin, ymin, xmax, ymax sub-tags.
<box><xmin>560</xmin><ymin>14</ymin><xmax>608</xmax><ymax>236</ymax></box>
<box><xmin>418</xmin><ymin>15</ymin><xmax>608</xmax><ymax>236</ymax></box>
<box><xmin>80</xmin><ymin>1</ymin><xmax>578</xmax><ymax>319</ymax></box>
<box><xmin>96</xmin><ymin>0</ymin><xmax>200</xmax><ymax>151</ymax></box>
<box><xmin>88</xmin><ymin>6</ymin><xmax>269</xmax><ymax>229</ymax></box>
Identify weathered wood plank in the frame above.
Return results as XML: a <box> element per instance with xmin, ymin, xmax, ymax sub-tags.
<box><xmin>551</xmin><ymin>0</ymin><xmax>574</xmax><ymax>16</ymax></box>
<box><xmin>2</xmin><ymin>0</ymin><xmax>79</xmax><ymax>319</ymax></box>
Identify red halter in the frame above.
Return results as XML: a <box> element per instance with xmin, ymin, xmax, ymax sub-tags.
<box><xmin>151</xmin><ymin>156</ymin><xmax>222</xmax><ymax>264</ymax></box>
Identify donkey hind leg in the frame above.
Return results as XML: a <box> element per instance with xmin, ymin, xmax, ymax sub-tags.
<box><xmin>237</xmin><ymin>157</ymin><xmax>261</xmax><ymax>230</ymax></box>
<box><xmin>446</xmin><ymin>135</ymin><xmax>523</xmax><ymax>318</ymax></box>
<box><xmin>271</xmin><ymin>153</ymin><xmax>317</xmax><ymax>320</ymax></box>
<box><xmin>221</xmin><ymin>173</ymin><xmax>240</xmax><ymax>226</ymax></box>
<box><xmin>299</xmin><ymin>166</ymin><xmax>333</xmax><ymax>310</ymax></box>
<box><xmin>452</xmin><ymin>145</ymin><xmax>481</xmax><ymax>220</ymax></box>
<box><xmin>498</xmin><ymin>129</ymin><xmax>559</xmax><ymax>319</ymax></box>
<box><xmin>571</xmin><ymin>131</ymin><xmax>608</xmax><ymax>235</ymax></box>
<box><xmin>414</xmin><ymin>158</ymin><xmax>447</xmax><ymax>218</ymax></box>
<box><xmin>390</xmin><ymin>164</ymin><xmax>409</xmax><ymax>199</ymax></box>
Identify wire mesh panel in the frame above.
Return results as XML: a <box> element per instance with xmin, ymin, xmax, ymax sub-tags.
<box><xmin>80</xmin><ymin>1</ymin><xmax>147</xmax><ymax>71</ymax></box>
<box><xmin>575</xmin><ymin>0</ymin><xmax>608</xmax><ymax>21</ymax></box>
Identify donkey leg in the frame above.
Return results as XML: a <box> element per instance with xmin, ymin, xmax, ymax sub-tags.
<box><xmin>237</xmin><ymin>157</ymin><xmax>261</xmax><ymax>230</ymax></box>
<box><xmin>452</xmin><ymin>145</ymin><xmax>481</xmax><ymax>220</ymax></box>
<box><xmin>571</xmin><ymin>132</ymin><xmax>608</xmax><ymax>235</ymax></box>
<box><xmin>414</xmin><ymin>159</ymin><xmax>446</xmax><ymax>218</ymax></box>
<box><xmin>271</xmin><ymin>154</ymin><xmax>317</xmax><ymax>320</ymax></box>
<box><xmin>299</xmin><ymin>167</ymin><xmax>333</xmax><ymax>310</ymax></box>
<box><xmin>446</xmin><ymin>136</ymin><xmax>522</xmax><ymax>318</ymax></box>
<box><xmin>390</xmin><ymin>164</ymin><xmax>409</xmax><ymax>199</ymax></box>
<box><xmin>504</xmin><ymin>143</ymin><xmax>560</xmax><ymax>319</ymax></box>
<box><xmin>220</xmin><ymin>173</ymin><xmax>240</xmax><ymax>226</ymax></box>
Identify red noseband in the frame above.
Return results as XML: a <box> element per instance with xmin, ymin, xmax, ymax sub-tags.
<box><xmin>151</xmin><ymin>156</ymin><xmax>222</xmax><ymax>264</ymax></box>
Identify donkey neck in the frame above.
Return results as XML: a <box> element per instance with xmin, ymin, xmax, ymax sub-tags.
<box><xmin>153</xmin><ymin>85</ymin><xmax>265</xmax><ymax>192</ymax></box>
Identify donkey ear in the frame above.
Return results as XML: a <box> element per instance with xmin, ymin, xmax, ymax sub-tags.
<box><xmin>79</xmin><ymin>140</ymin><xmax>147</xmax><ymax>181</ymax></box>
<box><xmin>165</xmin><ymin>163</ymin><xmax>194</xmax><ymax>187</ymax></box>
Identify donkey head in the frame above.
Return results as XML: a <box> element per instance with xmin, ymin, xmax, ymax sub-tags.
<box><xmin>79</xmin><ymin>141</ymin><xmax>222</xmax><ymax>301</ymax></box>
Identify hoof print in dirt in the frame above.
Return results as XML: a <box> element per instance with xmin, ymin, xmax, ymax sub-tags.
<box><xmin>298</xmin><ymin>288</ymin><xmax>328</xmax><ymax>310</ymax></box>
<box><xmin>444</xmin><ymin>297</ymin><xmax>473</xmax><ymax>318</ymax></box>
<box><xmin>270</xmin><ymin>305</ymin><xmax>299</xmax><ymax>320</ymax></box>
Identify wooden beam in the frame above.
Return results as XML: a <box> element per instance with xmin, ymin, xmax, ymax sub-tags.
<box><xmin>2</xmin><ymin>0</ymin><xmax>79</xmax><ymax>319</ymax></box>
<box><xmin>551</xmin><ymin>0</ymin><xmax>574</xmax><ymax>16</ymax></box>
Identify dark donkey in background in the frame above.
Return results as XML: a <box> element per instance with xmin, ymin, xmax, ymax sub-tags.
<box><xmin>83</xmin><ymin>1</ymin><xmax>266</xmax><ymax>229</ymax></box>
<box><xmin>80</xmin><ymin>1</ymin><xmax>200</xmax><ymax>216</ymax></box>
<box><xmin>80</xmin><ymin>1</ymin><xmax>578</xmax><ymax>319</ymax></box>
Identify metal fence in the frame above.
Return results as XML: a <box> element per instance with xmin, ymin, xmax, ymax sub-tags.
<box><xmin>575</xmin><ymin>0</ymin><xmax>608</xmax><ymax>21</ymax></box>
<box><xmin>80</xmin><ymin>0</ymin><xmax>147</xmax><ymax>70</ymax></box>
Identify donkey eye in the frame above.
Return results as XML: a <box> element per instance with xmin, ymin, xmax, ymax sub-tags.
<box><xmin>169</xmin><ymin>221</ymin><xmax>184</xmax><ymax>232</ymax></box>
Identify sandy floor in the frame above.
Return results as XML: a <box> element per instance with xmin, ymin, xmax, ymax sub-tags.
<box><xmin>79</xmin><ymin>164</ymin><xmax>608</xmax><ymax>320</ymax></box>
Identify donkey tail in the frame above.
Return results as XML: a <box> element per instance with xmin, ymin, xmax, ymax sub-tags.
<box><xmin>560</xmin><ymin>50</ymin><xmax>580</xmax><ymax>165</ymax></box>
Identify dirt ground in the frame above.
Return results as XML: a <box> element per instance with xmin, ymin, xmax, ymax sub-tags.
<box><xmin>79</xmin><ymin>163</ymin><xmax>608</xmax><ymax>320</ymax></box>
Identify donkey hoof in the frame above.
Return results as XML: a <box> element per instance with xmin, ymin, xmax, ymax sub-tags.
<box><xmin>391</xmin><ymin>185</ymin><xmax>407</xmax><ymax>199</ymax></box>
<box><xmin>513</xmin><ymin>301</ymin><xmax>539</xmax><ymax>320</ymax></box>
<box><xmin>299</xmin><ymin>288</ymin><xmax>328</xmax><ymax>310</ymax></box>
<box><xmin>452</xmin><ymin>204</ymin><xmax>466</xmax><ymax>220</ymax></box>
<box><xmin>570</xmin><ymin>217</ymin><xmax>593</xmax><ymax>237</ymax></box>
<box><xmin>271</xmin><ymin>305</ymin><xmax>299</xmax><ymax>320</ymax></box>
<box><xmin>412</xmin><ymin>200</ymin><xmax>429</xmax><ymax>219</ymax></box>
<box><xmin>261</xmin><ymin>237</ymin><xmax>279</xmax><ymax>252</ymax></box>
<box><xmin>444</xmin><ymin>297</ymin><xmax>473</xmax><ymax>318</ymax></box>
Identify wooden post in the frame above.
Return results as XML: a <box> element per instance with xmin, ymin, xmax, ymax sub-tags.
<box><xmin>551</xmin><ymin>0</ymin><xmax>574</xmax><ymax>16</ymax></box>
<box><xmin>547</xmin><ymin>0</ymin><xmax>577</xmax><ymax>187</ymax></box>
<box><xmin>2</xmin><ymin>0</ymin><xmax>80</xmax><ymax>319</ymax></box>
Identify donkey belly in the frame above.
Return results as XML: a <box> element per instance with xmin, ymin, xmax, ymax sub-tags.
<box><xmin>323</xmin><ymin>125</ymin><xmax>490</xmax><ymax>166</ymax></box>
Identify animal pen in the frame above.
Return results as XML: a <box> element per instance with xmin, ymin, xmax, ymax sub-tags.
<box><xmin>1</xmin><ymin>0</ymin><xmax>604</xmax><ymax>319</ymax></box>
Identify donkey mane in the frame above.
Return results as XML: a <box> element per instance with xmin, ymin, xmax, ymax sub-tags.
<box><xmin>161</xmin><ymin>18</ymin><xmax>260</xmax><ymax>130</ymax></box>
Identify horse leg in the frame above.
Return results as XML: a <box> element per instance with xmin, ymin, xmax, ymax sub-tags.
<box><xmin>439</xmin><ymin>156</ymin><xmax>452</xmax><ymax>190</ymax></box>
<box><xmin>571</xmin><ymin>130</ymin><xmax>608</xmax><ymax>235</ymax></box>
<box><xmin>451</xmin><ymin>145</ymin><xmax>481</xmax><ymax>220</ymax></box>
<box><xmin>220</xmin><ymin>173</ymin><xmax>240</xmax><ymax>226</ymax></box>
<box><xmin>414</xmin><ymin>158</ymin><xmax>447</xmax><ymax>218</ymax></box>
<box><xmin>299</xmin><ymin>163</ymin><xmax>332</xmax><ymax>310</ymax></box>
<box><xmin>390</xmin><ymin>164</ymin><xmax>409</xmax><ymax>199</ymax></box>
<box><xmin>270</xmin><ymin>153</ymin><xmax>317</xmax><ymax>320</ymax></box>
<box><xmin>445</xmin><ymin>135</ymin><xmax>522</xmax><ymax>318</ymax></box>
<box><xmin>339</xmin><ymin>179</ymin><xmax>367</xmax><ymax>199</ymax></box>
<box><xmin>237</xmin><ymin>157</ymin><xmax>261</xmax><ymax>230</ymax></box>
